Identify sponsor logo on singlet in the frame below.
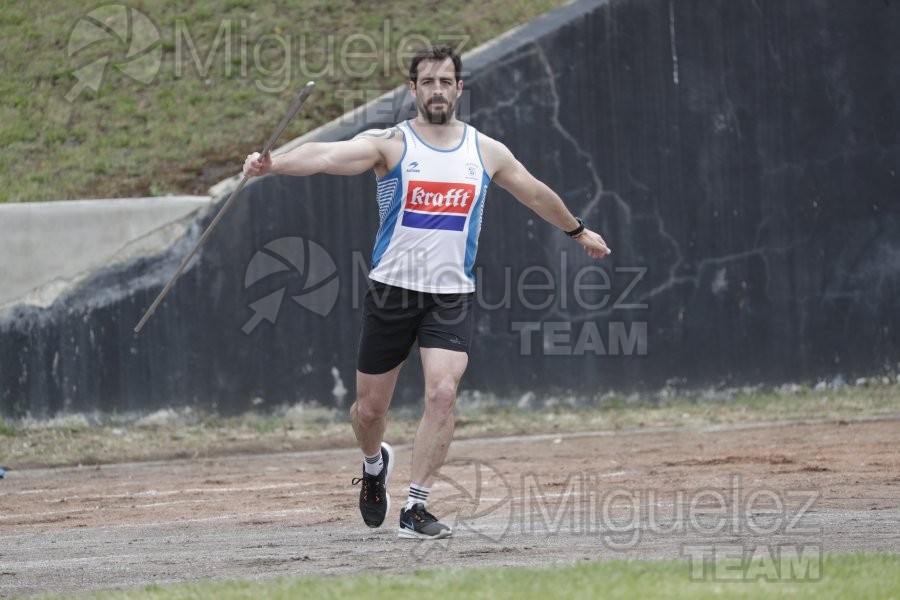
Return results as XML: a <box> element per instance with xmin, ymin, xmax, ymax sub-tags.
<box><xmin>401</xmin><ymin>180</ymin><xmax>476</xmax><ymax>232</ymax></box>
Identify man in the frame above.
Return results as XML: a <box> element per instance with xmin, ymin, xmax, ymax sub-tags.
<box><xmin>243</xmin><ymin>45</ymin><xmax>611</xmax><ymax>540</ymax></box>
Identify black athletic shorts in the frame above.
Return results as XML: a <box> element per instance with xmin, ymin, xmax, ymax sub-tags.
<box><xmin>357</xmin><ymin>280</ymin><xmax>475</xmax><ymax>374</ymax></box>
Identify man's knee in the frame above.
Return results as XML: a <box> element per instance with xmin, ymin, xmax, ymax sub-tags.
<box><xmin>351</xmin><ymin>401</ymin><xmax>386</xmax><ymax>426</ymax></box>
<box><xmin>425</xmin><ymin>380</ymin><xmax>457</xmax><ymax>418</ymax></box>
<box><xmin>350</xmin><ymin>386</ymin><xmax>390</xmax><ymax>425</ymax></box>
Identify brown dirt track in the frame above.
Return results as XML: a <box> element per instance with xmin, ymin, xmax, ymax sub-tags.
<box><xmin>1</xmin><ymin>416</ymin><xmax>899</xmax><ymax>597</ymax></box>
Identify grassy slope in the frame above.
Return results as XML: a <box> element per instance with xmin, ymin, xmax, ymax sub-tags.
<box><xmin>0</xmin><ymin>0</ymin><xmax>565</xmax><ymax>202</ymax></box>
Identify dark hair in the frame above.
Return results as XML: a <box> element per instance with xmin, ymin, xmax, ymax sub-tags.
<box><xmin>409</xmin><ymin>45</ymin><xmax>462</xmax><ymax>83</ymax></box>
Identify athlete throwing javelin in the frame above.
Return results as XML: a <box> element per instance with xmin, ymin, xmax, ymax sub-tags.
<box><xmin>243</xmin><ymin>45</ymin><xmax>611</xmax><ymax>540</ymax></box>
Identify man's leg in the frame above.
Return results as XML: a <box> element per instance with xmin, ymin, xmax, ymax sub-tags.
<box><xmin>349</xmin><ymin>363</ymin><xmax>403</xmax><ymax>528</ymax></box>
<box><xmin>397</xmin><ymin>346</ymin><xmax>467</xmax><ymax>539</ymax></box>
<box><xmin>350</xmin><ymin>363</ymin><xmax>403</xmax><ymax>456</ymax></box>
<box><xmin>352</xmin><ymin>280</ymin><xmax>423</xmax><ymax>528</ymax></box>
<box><xmin>410</xmin><ymin>347</ymin><xmax>468</xmax><ymax>486</ymax></box>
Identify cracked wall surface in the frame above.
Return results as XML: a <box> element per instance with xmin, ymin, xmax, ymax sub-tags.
<box><xmin>2</xmin><ymin>0</ymin><xmax>898</xmax><ymax>417</ymax></box>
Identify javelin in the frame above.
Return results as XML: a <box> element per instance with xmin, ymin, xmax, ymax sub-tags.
<box><xmin>133</xmin><ymin>80</ymin><xmax>316</xmax><ymax>334</ymax></box>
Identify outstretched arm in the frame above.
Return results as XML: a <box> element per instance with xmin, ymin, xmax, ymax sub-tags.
<box><xmin>243</xmin><ymin>131</ymin><xmax>387</xmax><ymax>178</ymax></box>
<box><xmin>484</xmin><ymin>137</ymin><xmax>611</xmax><ymax>258</ymax></box>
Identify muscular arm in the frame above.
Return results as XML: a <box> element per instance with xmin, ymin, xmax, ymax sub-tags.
<box><xmin>271</xmin><ymin>139</ymin><xmax>381</xmax><ymax>176</ymax></box>
<box><xmin>482</xmin><ymin>135</ymin><xmax>611</xmax><ymax>258</ymax></box>
<box><xmin>243</xmin><ymin>128</ymin><xmax>399</xmax><ymax>178</ymax></box>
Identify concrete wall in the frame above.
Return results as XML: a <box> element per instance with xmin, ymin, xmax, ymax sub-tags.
<box><xmin>2</xmin><ymin>0</ymin><xmax>899</xmax><ymax>417</ymax></box>
<box><xmin>0</xmin><ymin>197</ymin><xmax>211</xmax><ymax>309</ymax></box>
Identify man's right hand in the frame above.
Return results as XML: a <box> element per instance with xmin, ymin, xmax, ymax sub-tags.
<box><xmin>243</xmin><ymin>151</ymin><xmax>273</xmax><ymax>177</ymax></box>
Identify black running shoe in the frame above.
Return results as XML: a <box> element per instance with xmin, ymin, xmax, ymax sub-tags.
<box><xmin>351</xmin><ymin>442</ymin><xmax>394</xmax><ymax>528</ymax></box>
<box><xmin>398</xmin><ymin>502</ymin><xmax>452</xmax><ymax>539</ymax></box>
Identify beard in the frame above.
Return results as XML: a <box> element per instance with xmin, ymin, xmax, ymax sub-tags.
<box><xmin>422</xmin><ymin>96</ymin><xmax>454</xmax><ymax>124</ymax></box>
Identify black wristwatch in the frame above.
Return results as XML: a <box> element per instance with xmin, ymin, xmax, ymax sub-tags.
<box><xmin>565</xmin><ymin>218</ymin><xmax>586</xmax><ymax>238</ymax></box>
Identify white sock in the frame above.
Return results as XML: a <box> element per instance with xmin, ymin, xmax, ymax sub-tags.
<box><xmin>363</xmin><ymin>450</ymin><xmax>383</xmax><ymax>476</ymax></box>
<box><xmin>404</xmin><ymin>484</ymin><xmax>429</xmax><ymax>510</ymax></box>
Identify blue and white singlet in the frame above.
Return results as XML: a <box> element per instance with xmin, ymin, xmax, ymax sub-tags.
<box><xmin>369</xmin><ymin>120</ymin><xmax>491</xmax><ymax>294</ymax></box>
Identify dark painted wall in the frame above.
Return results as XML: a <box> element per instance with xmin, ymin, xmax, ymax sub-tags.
<box><xmin>3</xmin><ymin>0</ymin><xmax>899</xmax><ymax>417</ymax></box>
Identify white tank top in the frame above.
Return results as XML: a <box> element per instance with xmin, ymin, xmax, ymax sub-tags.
<box><xmin>369</xmin><ymin>120</ymin><xmax>490</xmax><ymax>293</ymax></box>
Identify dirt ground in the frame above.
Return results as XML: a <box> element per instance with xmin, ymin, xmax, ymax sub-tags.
<box><xmin>1</xmin><ymin>416</ymin><xmax>899</xmax><ymax>597</ymax></box>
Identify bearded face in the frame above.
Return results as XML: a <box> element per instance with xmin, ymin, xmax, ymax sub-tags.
<box><xmin>411</xmin><ymin>58</ymin><xmax>461</xmax><ymax>125</ymax></box>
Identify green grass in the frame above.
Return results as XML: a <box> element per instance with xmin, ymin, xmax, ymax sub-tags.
<box><xmin>0</xmin><ymin>416</ymin><xmax>15</xmax><ymax>437</ymax></box>
<box><xmin>251</xmin><ymin>413</ymin><xmax>284</xmax><ymax>434</ymax></box>
<box><xmin>0</xmin><ymin>0</ymin><xmax>566</xmax><ymax>202</ymax></box>
<box><xmin>37</xmin><ymin>553</ymin><xmax>900</xmax><ymax>600</ymax></box>
<box><xmin>457</xmin><ymin>381</ymin><xmax>900</xmax><ymax>433</ymax></box>
<box><xmin>2</xmin><ymin>382</ymin><xmax>898</xmax><ymax>468</ymax></box>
